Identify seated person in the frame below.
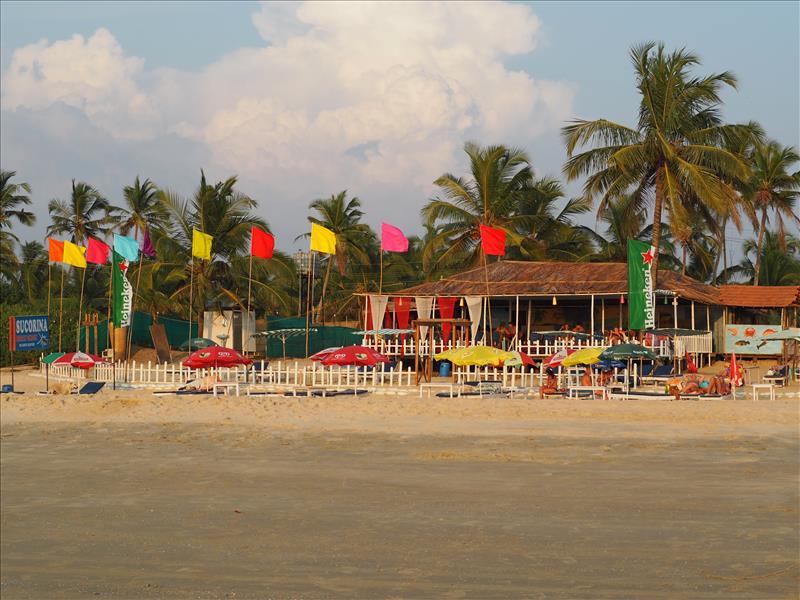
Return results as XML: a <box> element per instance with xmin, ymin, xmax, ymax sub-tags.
<box><xmin>573</xmin><ymin>323</ymin><xmax>586</xmax><ymax>334</ymax></box>
<box><xmin>580</xmin><ymin>366</ymin><xmax>593</xmax><ymax>386</ymax></box>
<box><xmin>539</xmin><ymin>368</ymin><xmax>561</xmax><ymax>398</ymax></box>
<box><xmin>560</xmin><ymin>323</ymin><xmax>571</xmax><ymax>332</ymax></box>
<box><xmin>493</xmin><ymin>322</ymin><xmax>506</xmax><ymax>348</ymax></box>
<box><xmin>598</xmin><ymin>370</ymin><xmax>613</xmax><ymax>387</ymax></box>
<box><xmin>504</xmin><ymin>323</ymin><xmax>517</xmax><ymax>344</ymax></box>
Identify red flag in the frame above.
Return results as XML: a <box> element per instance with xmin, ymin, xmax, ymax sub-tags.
<box><xmin>684</xmin><ymin>351</ymin><xmax>697</xmax><ymax>374</ymax></box>
<box><xmin>251</xmin><ymin>227</ymin><xmax>274</xmax><ymax>259</ymax></box>
<box><xmin>479</xmin><ymin>224</ymin><xmax>506</xmax><ymax>256</ymax></box>
<box><xmin>86</xmin><ymin>237</ymin><xmax>110</xmax><ymax>265</ymax></box>
<box><xmin>48</xmin><ymin>238</ymin><xmax>64</xmax><ymax>262</ymax></box>
<box><xmin>729</xmin><ymin>353</ymin><xmax>743</xmax><ymax>387</ymax></box>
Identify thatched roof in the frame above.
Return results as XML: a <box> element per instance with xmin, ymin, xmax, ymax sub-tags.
<box><xmin>381</xmin><ymin>261</ymin><xmax>720</xmax><ymax>304</ymax></box>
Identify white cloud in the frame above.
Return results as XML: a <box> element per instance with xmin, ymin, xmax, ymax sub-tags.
<box><xmin>1</xmin><ymin>1</ymin><xmax>575</xmax><ymax>244</ymax></box>
<box><xmin>1</xmin><ymin>28</ymin><xmax>159</xmax><ymax>140</ymax></box>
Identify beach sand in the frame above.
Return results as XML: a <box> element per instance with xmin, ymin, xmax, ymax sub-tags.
<box><xmin>1</xmin><ymin>367</ymin><xmax>799</xmax><ymax>598</ymax></box>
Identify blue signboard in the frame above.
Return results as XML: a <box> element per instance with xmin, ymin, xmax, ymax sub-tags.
<box><xmin>723</xmin><ymin>323</ymin><xmax>783</xmax><ymax>355</ymax></box>
<box><xmin>8</xmin><ymin>315</ymin><xmax>50</xmax><ymax>351</ymax></box>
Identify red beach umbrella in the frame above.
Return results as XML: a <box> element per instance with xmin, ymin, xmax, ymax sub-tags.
<box><xmin>319</xmin><ymin>345</ymin><xmax>390</xmax><ymax>367</ymax></box>
<box><xmin>53</xmin><ymin>351</ymin><xmax>107</xmax><ymax>369</ymax></box>
<box><xmin>309</xmin><ymin>347</ymin><xmax>342</xmax><ymax>362</ymax></box>
<box><xmin>544</xmin><ymin>348</ymin><xmax>576</xmax><ymax>368</ymax></box>
<box><xmin>183</xmin><ymin>346</ymin><xmax>252</xmax><ymax>369</ymax></box>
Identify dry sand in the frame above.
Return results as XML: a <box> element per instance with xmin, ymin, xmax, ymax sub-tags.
<box><xmin>1</xmin><ymin>367</ymin><xmax>799</xmax><ymax>598</ymax></box>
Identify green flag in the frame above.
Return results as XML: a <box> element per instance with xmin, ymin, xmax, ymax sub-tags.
<box><xmin>627</xmin><ymin>239</ymin><xmax>656</xmax><ymax>330</ymax></box>
<box><xmin>112</xmin><ymin>249</ymin><xmax>133</xmax><ymax>327</ymax></box>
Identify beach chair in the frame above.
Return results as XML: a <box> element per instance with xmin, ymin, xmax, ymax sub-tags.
<box><xmin>640</xmin><ymin>364</ymin><xmax>673</xmax><ymax>385</ymax></box>
<box><xmin>78</xmin><ymin>381</ymin><xmax>105</xmax><ymax>395</ymax></box>
<box><xmin>763</xmin><ymin>365</ymin><xmax>789</xmax><ymax>387</ymax></box>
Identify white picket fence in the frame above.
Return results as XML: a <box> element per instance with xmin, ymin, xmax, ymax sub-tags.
<box><xmin>363</xmin><ymin>335</ymin><xmax>681</xmax><ymax>359</ymax></box>
<box><xmin>41</xmin><ymin>359</ymin><xmax>416</xmax><ymax>389</ymax></box>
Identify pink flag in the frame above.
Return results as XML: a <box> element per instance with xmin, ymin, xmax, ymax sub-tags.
<box><xmin>381</xmin><ymin>222</ymin><xmax>408</xmax><ymax>253</ymax></box>
<box><xmin>141</xmin><ymin>228</ymin><xmax>157</xmax><ymax>259</ymax></box>
<box><xmin>85</xmin><ymin>237</ymin><xmax>110</xmax><ymax>265</ymax></box>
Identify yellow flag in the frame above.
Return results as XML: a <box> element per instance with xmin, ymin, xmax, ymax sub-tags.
<box><xmin>62</xmin><ymin>241</ymin><xmax>87</xmax><ymax>268</ymax></box>
<box><xmin>192</xmin><ymin>228</ymin><xmax>213</xmax><ymax>260</ymax></box>
<box><xmin>310</xmin><ymin>223</ymin><xmax>336</xmax><ymax>255</ymax></box>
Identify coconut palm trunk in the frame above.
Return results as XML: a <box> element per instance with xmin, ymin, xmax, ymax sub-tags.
<box><xmin>753</xmin><ymin>208</ymin><xmax>769</xmax><ymax>285</ymax></box>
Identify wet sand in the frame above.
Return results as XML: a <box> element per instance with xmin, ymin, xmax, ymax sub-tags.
<box><xmin>2</xmin><ymin>418</ymin><xmax>798</xmax><ymax>598</ymax></box>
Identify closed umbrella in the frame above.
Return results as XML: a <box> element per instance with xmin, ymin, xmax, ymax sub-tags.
<box><xmin>561</xmin><ymin>347</ymin><xmax>605</xmax><ymax>367</ymax></box>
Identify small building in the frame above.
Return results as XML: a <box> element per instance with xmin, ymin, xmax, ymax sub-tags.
<box><xmin>357</xmin><ymin>261</ymin><xmax>798</xmax><ymax>360</ymax></box>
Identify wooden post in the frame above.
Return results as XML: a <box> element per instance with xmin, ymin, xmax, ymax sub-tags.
<box><xmin>514</xmin><ymin>295</ymin><xmax>519</xmax><ymax>351</ymax></box>
<box><xmin>75</xmin><ymin>267</ymin><xmax>87</xmax><ymax>352</ymax></box>
<box><xmin>673</xmin><ymin>296</ymin><xmax>679</xmax><ymax>328</ymax></box>
<box><xmin>58</xmin><ymin>267</ymin><xmax>65</xmax><ymax>352</ymax></box>
<box><xmin>691</xmin><ymin>300</ymin><xmax>695</xmax><ymax>330</ymax></box>
<box><xmin>601</xmin><ymin>297</ymin><xmax>605</xmax><ymax>334</ymax></box>
<box><xmin>590</xmin><ymin>294</ymin><xmax>595</xmax><ymax>336</ymax></box>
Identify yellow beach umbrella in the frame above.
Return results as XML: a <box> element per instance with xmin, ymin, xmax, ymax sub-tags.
<box><xmin>560</xmin><ymin>346</ymin><xmax>606</xmax><ymax>367</ymax></box>
<box><xmin>434</xmin><ymin>345</ymin><xmax>515</xmax><ymax>366</ymax></box>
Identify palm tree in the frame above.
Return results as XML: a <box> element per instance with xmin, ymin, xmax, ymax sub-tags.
<box><xmin>722</xmin><ymin>231</ymin><xmax>800</xmax><ymax>285</ymax></box>
<box><xmin>512</xmin><ymin>177</ymin><xmax>594</xmax><ymax>261</ymax></box>
<box><xmin>16</xmin><ymin>241</ymin><xmax>48</xmax><ymax>304</ymax></box>
<box><xmin>562</xmin><ymin>42</ymin><xmax>761</xmax><ymax>283</ymax></box>
<box><xmin>47</xmin><ymin>180</ymin><xmax>112</xmax><ymax>244</ymax></box>
<box><xmin>0</xmin><ymin>170</ymin><xmax>35</xmax><ymax>276</ymax></box>
<box><xmin>421</xmin><ymin>142</ymin><xmax>533</xmax><ymax>271</ymax></box>
<box><xmin>301</xmin><ymin>190</ymin><xmax>375</xmax><ymax>322</ymax></box>
<box><xmin>0</xmin><ymin>170</ymin><xmax>35</xmax><ymax>237</ymax></box>
<box><xmin>120</xmin><ymin>176</ymin><xmax>162</xmax><ymax>241</ymax></box>
<box><xmin>155</xmin><ymin>171</ymin><xmax>287</xmax><ymax>332</ymax></box>
<box><xmin>744</xmin><ymin>141</ymin><xmax>800</xmax><ymax>285</ymax></box>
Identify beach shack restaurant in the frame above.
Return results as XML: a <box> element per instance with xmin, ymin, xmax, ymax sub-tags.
<box><xmin>356</xmin><ymin>261</ymin><xmax>800</xmax><ymax>363</ymax></box>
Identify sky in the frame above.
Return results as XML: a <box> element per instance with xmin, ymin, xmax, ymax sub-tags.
<box><xmin>1</xmin><ymin>0</ymin><xmax>798</xmax><ymax>262</ymax></box>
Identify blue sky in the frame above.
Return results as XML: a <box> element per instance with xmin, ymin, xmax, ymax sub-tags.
<box><xmin>1</xmin><ymin>1</ymin><xmax>798</xmax><ymax>260</ymax></box>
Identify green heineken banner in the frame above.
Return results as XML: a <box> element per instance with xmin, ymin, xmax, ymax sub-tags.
<box><xmin>112</xmin><ymin>249</ymin><xmax>133</xmax><ymax>327</ymax></box>
<box><xmin>627</xmin><ymin>239</ymin><xmax>656</xmax><ymax>330</ymax></box>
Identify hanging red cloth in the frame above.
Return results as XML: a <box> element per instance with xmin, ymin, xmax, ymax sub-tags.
<box><xmin>395</xmin><ymin>297</ymin><xmax>411</xmax><ymax>357</ymax></box>
<box><xmin>438</xmin><ymin>297</ymin><xmax>457</xmax><ymax>346</ymax></box>
<box><xmin>365</xmin><ymin>297</ymin><xmax>373</xmax><ymax>331</ymax></box>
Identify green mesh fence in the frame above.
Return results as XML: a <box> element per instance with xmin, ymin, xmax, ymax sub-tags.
<box><xmin>261</xmin><ymin>317</ymin><xmax>359</xmax><ymax>358</ymax></box>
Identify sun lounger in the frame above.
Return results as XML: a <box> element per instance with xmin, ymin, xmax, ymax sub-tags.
<box><xmin>78</xmin><ymin>381</ymin><xmax>105</xmax><ymax>395</ymax></box>
<box><xmin>640</xmin><ymin>365</ymin><xmax>673</xmax><ymax>385</ymax></box>
<box><xmin>152</xmin><ymin>389</ymin><xmax>212</xmax><ymax>396</ymax></box>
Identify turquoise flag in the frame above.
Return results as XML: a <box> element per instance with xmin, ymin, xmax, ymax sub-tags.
<box><xmin>627</xmin><ymin>239</ymin><xmax>656</xmax><ymax>330</ymax></box>
<box><xmin>113</xmin><ymin>233</ymin><xmax>139</xmax><ymax>262</ymax></box>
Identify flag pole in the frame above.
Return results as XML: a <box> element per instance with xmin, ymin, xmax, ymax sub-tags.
<box><xmin>305</xmin><ymin>251</ymin><xmax>314</xmax><ymax>358</ymax></box>
<box><xmin>379</xmin><ymin>250</ymin><xmax>383</xmax><ymax>295</ymax></box>
<box><xmin>107</xmin><ymin>262</ymin><xmax>113</xmax><ymax>354</ymax></box>
<box><xmin>58</xmin><ymin>267</ymin><xmax>65</xmax><ymax>352</ymax></box>
<box><xmin>247</xmin><ymin>252</ymin><xmax>253</xmax><ymax>315</ymax></box>
<box><xmin>76</xmin><ymin>267</ymin><xmax>87</xmax><ymax>352</ymax></box>
<box><xmin>126</xmin><ymin>254</ymin><xmax>144</xmax><ymax>364</ymax></box>
<box><xmin>47</xmin><ymin>263</ymin><xmax>52</xmax><ymax>323</ymax></box>
<box><xmin>188</xmin><ymin>258</ymin><xmax>194</xmax><ymax>351</ymax></box>
<box><xmin>482</xmin><ymin>250</ymin><xmax>493</xmax><ymax>344</ymax></box>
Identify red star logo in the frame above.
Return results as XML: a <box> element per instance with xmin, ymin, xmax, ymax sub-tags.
<box><xmin>118</xmin><ymin>261</ymin><xmax>129</xmax><ymax>274</ymax></box>
<box><xmin>641</xmin><ymin>248</ymin><xmax>655</xmax><ymax>265</ymax></box>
